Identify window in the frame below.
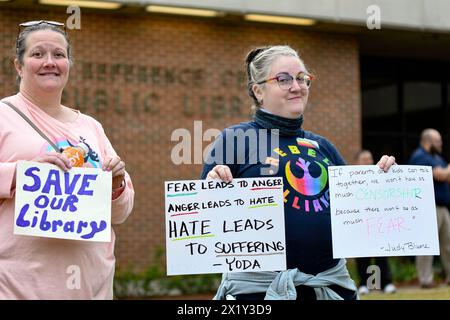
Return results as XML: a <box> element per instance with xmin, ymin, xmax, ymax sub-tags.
<box><xmin>361</xmin><ymin>56</ymin><xmax>450</xmax><ymax>163</ymax></box>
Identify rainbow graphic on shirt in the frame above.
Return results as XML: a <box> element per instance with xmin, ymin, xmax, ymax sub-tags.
<box><xmin>296</xmin><ymin>137</ymin><xmax>319</xmax><ymax>149</ymax></box>
<box><xmin>285</xmin><ymin>158</ymin><xmax>328</xmax><ymax>196</ymax></box>
<box><xmin>271</xmin><ymin>138</ymin><xmax>331</xmax><ymax>213</ymax></box>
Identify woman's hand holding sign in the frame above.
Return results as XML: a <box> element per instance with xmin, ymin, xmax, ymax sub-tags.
<box><xmin>206</xmin><ymin>165</ymin><xmax>233</xmax><ymax>183</ymax></box>
<box><xmin>33</xmin><ymin>152</ymin><xmax>73</xmax><ymax>171</ymax></box>
<box><xmin>103</xmin><ymin>155</ymin><xmax>126</xmax><ymax>190</ymax></box>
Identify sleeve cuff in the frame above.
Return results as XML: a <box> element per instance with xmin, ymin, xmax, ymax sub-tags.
<box><xmin>111</xmin><ymin>180</ymin><xmax>125</xmax><ymax>200</ymax></box>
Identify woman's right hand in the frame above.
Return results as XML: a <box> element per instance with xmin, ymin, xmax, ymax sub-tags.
<box><xmin>206</xmin><ymin>165</ymin><xmax>233</xmax><ymax>182</ymax></box>
<box><xmin>32</xmin><ymin>152</ymin><xmax>73</xmax><ymax>171</ymax></box>
<box><xmin>11</xmin><ymin>153</ymin><xmax>72</xmax><ymax>188</ymax></box>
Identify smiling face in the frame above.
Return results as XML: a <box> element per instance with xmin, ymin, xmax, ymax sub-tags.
<box><xmin>15</xmin><ymin>29</ymin><xmax>70</xmax><ymax>95</ymax></box>
<box><xmin>253</xmin><ymin>56</ymin><xmax>309</xmax><ymax>119</ymax></box>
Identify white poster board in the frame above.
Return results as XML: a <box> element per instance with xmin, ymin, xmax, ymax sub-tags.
<box><xmin>14</xmin><ymin>161</ymin><xmax>112</xmax><ymax>242</ymax></box>
<box><xmin>329</xmin><ymin>165</ymin><xmax>439</xmax><ymax>258</ymax></box>
<box><xmin>165</xmin><ymin>177</ymin><xmax>286</xmax><ymax>275</ymax></box>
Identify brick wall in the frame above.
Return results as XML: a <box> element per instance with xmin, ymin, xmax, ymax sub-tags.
<box><xmin>0</xmin><ymin>7</ymin><xmax>361</xmax><ymax>272</ymax></box>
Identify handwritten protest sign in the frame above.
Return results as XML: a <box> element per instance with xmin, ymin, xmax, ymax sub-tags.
<box><xmin>329</xmin><ymin>165</ymin><xmax>439</xmax><ymax>258</ymax></box>
<box><xmin>165</xmin><ymin>177</ymin><xmax>286</xmax><ymax>275</ymax></box>
<box><xmin>14</xmin><ymin>161</ymin><xmax>112</xmax><ymax>242</ymax></box>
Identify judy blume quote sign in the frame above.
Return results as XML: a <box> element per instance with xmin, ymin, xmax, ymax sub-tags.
<box><xmin>14</xmin><ymin>161</ymin><xmax>112</xmax><ymax>242</ymax></box>
<box><xmin>328</xmin><ymin>165</ymin><xmax>439</xmax><ymax>258</ymax></box>
<box><xmin>165</xmin><ymin>177</ymin><xmax>286</xmax><ymax>275</ymax></box>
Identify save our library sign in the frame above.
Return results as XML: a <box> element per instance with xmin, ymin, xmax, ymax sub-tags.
<box><xmin>14</xmin><ymin>161</ymin><xmax>112</xmax><ymax>242</ymax></box>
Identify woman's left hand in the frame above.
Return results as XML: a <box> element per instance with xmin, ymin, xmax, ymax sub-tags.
<box><xmin>103</xmin><ymin>155</ymin><xmax>126</xmax><ymax>189</ymax></box>
<box><xmin>377</xmin><ymin>155</ymin><xmax>396</xmax><ymax>172</ymax></box>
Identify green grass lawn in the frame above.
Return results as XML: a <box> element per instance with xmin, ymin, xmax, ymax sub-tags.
<box><xmin>360</xmin><ymin>285</ymin><xmax>450</xmax><ymax>300</ymax></box>
<box><xmin>147</xmin><ymin>286</ymin><xmax>450</xmax><ymax>300</ymax></box>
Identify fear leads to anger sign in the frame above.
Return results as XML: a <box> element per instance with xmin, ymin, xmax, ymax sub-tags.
<box><xmin>165</xmin><ymin>177</ymin><xmax>286</xmax><ymax>276</ymax></box>
<box><xmin>14</xmin><ymin>161</ymin><xmax>112</xmax><ymax>242</ymax></box>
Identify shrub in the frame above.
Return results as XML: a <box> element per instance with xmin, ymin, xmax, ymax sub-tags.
<box><xmin>114</xmin><ymin>247</ymin><xmax>221</xmax><ymax>299</ymax></box>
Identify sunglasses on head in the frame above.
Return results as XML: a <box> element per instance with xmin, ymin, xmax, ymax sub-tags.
<box><xmin>18</xmin><ymin>20</ymin><xmax>66</xmax><ymax>35</ymax></box>
<box><xmin>20</xmin><ymin>20</ymin><xmax>64</xmax><ymax>27</ymax></box>
<box><xmin>17</xmin><ymin>20</ymin><xmax>67</xmax><ymax>50</ymax></box>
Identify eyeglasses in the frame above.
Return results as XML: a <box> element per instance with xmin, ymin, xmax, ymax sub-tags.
<box><xmin>257</xmin><ymin>72</ymin><xmax>314</xmax><ymax>90</ymax></box>
<box><xmin>18</xmin><ymin>20</ymin><xmax>66</xmax><ymax>35</ymax></box>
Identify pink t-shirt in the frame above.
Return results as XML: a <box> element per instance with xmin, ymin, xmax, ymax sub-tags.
<box><xmin>0</xmin><ymin>93</ymin><xmax>134</xmax><ymax>299</ymax></box>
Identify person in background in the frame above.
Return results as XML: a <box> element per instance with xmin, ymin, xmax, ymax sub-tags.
<box><xmin>353</xmin><ymin>150</ymin><xmax>397</xmax><ymax>295</ymax></box>
<box><xmin>201</xmin><ymin>45</ymin><xmax>396</xmax><ymax>300</ymax></box>
<box><xmin>0</xmin><ymin>20</ymin><xmax>134</xmax><ymax>299</ymax></box>
<box><xmin>409</xmin><ymin>129</ymin><xmax>450</xmax><ymax>288</ymax></box>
